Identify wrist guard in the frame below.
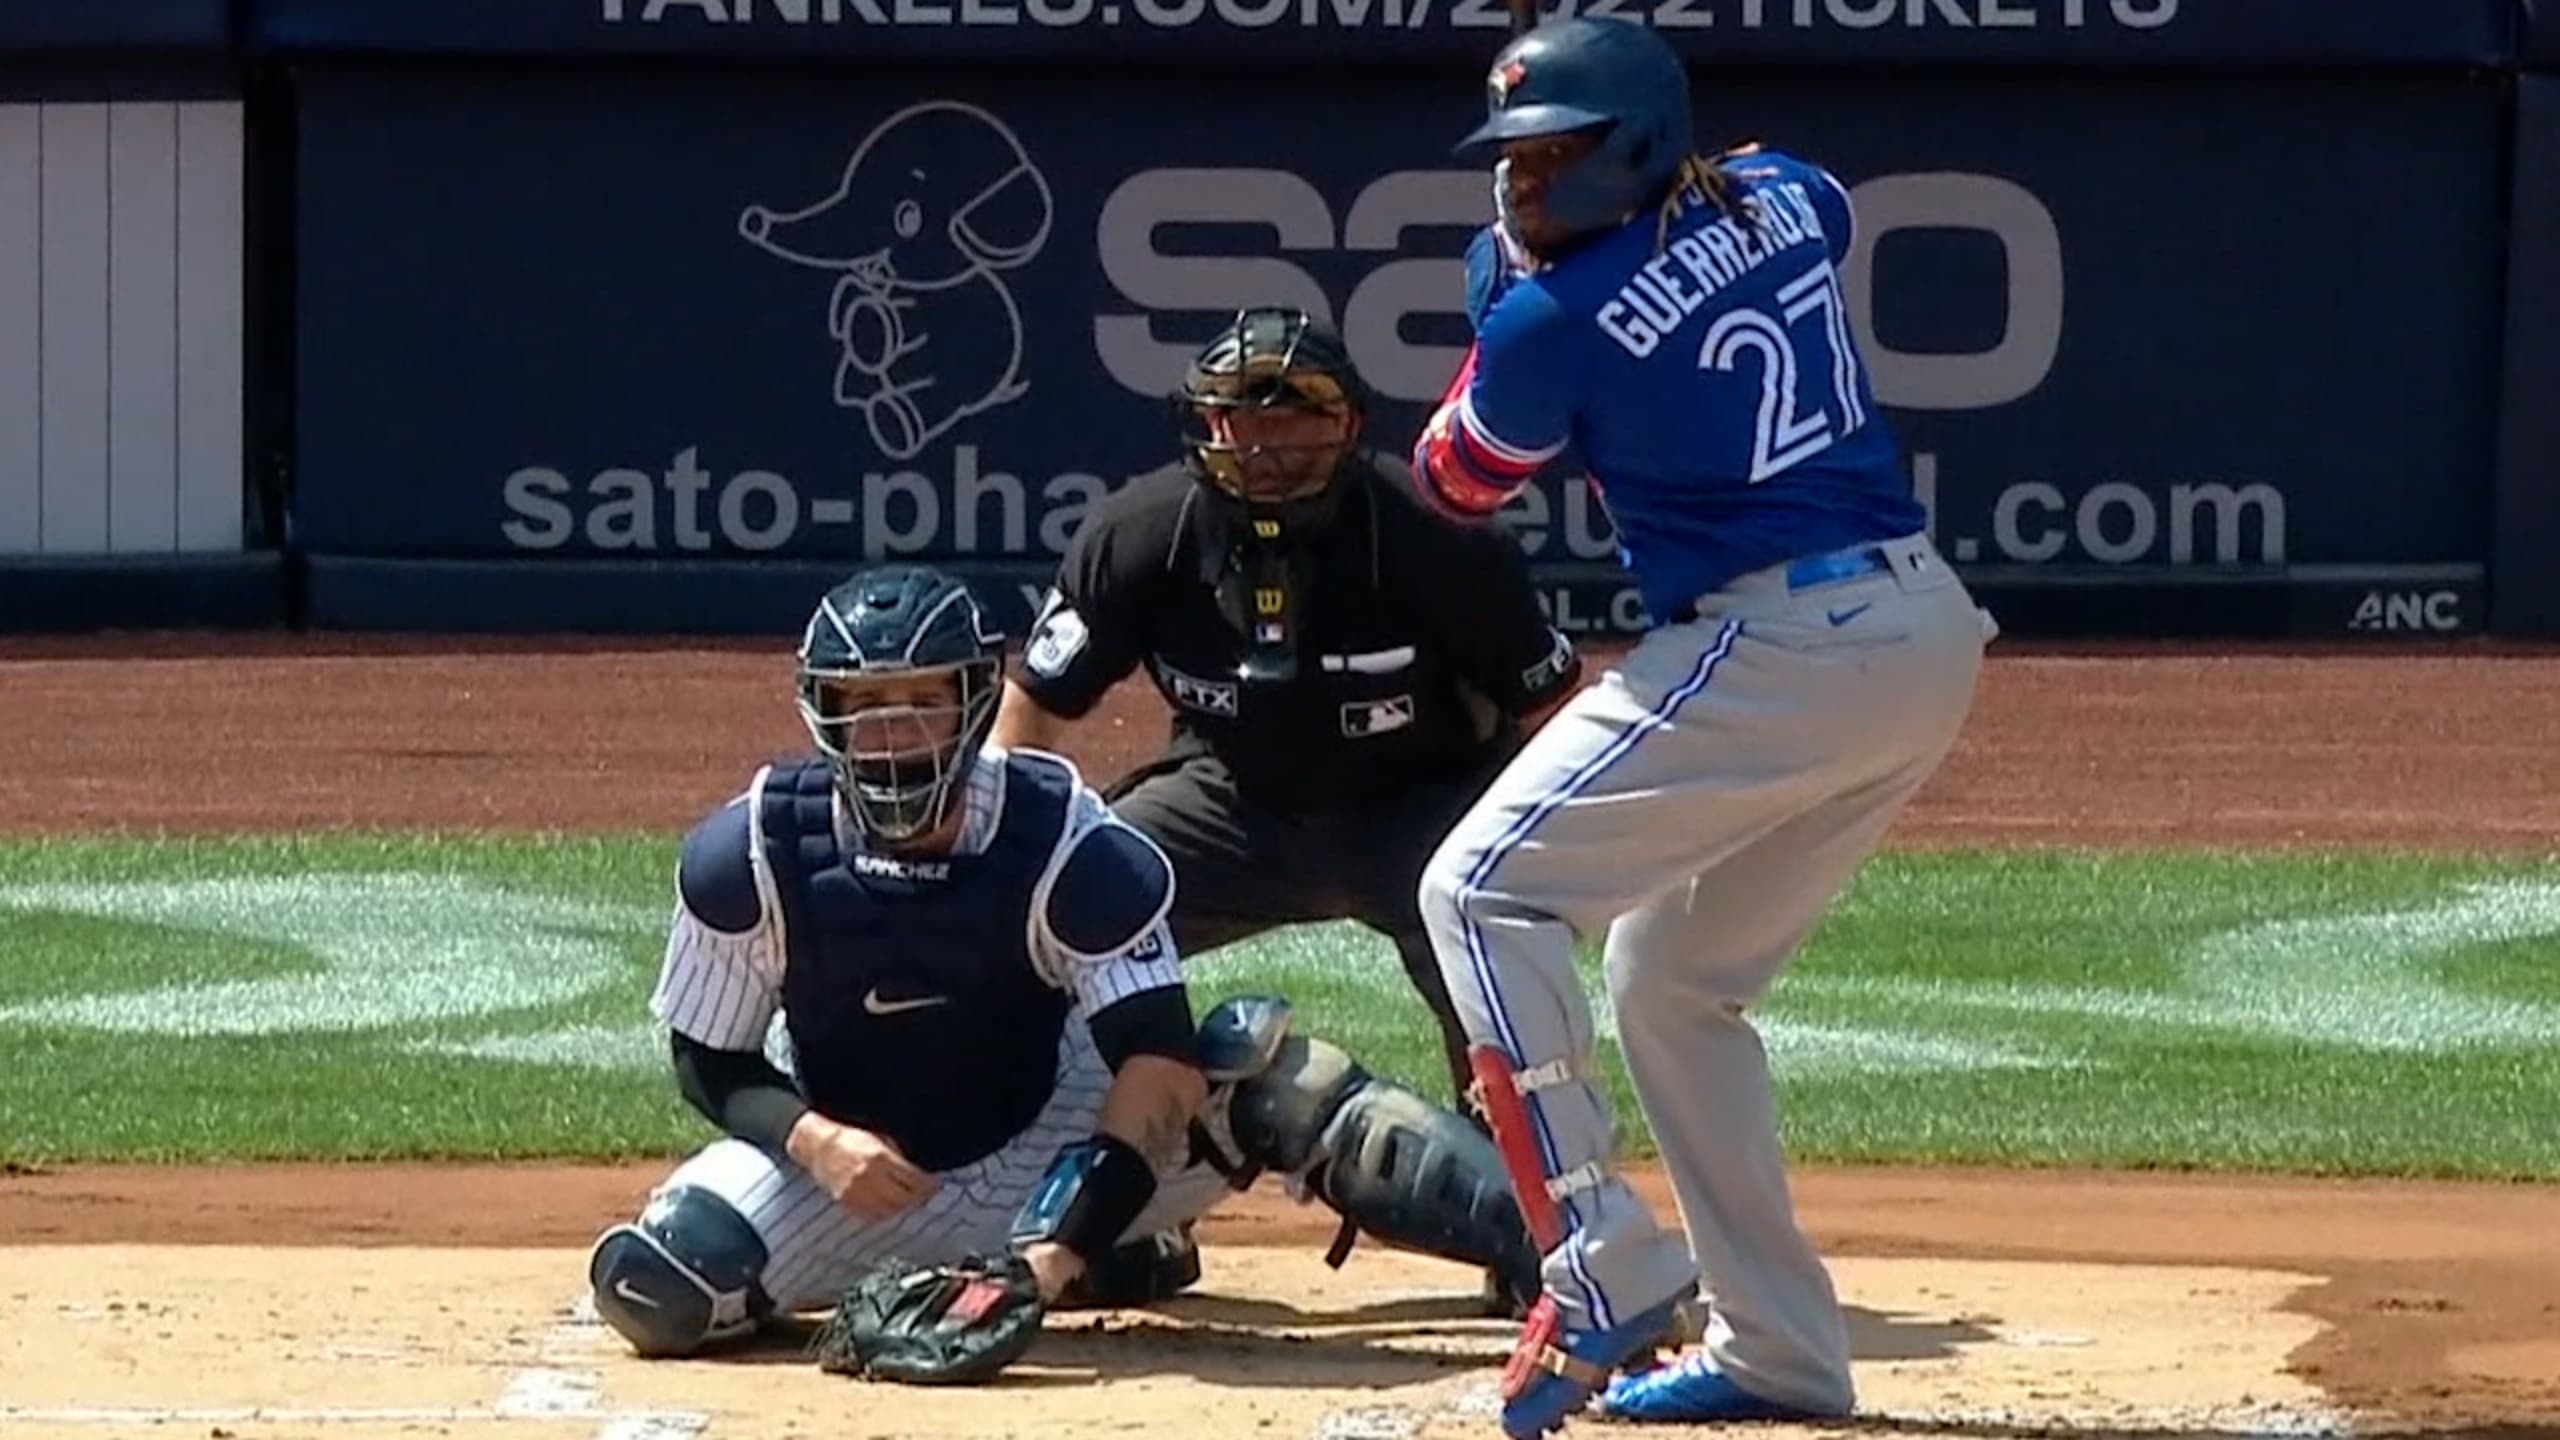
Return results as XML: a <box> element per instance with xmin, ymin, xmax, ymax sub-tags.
<box><xmin>1007</xmin><ymin>1134</ymin><xmax>1159</xmax><ymax>1269</ymax></box>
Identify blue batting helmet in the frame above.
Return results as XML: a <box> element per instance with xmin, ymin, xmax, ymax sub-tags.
<box><xmin>795</xmin><ymin>564</ymin><xmax>1005</xmax><ymax>843</ymax></box>
<box><xmin>1453</xmin><ymin>17</ymin><xmax>1693</xmax><ymax>238</ymax></box>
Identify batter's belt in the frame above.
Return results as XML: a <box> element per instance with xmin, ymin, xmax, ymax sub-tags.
<box><xmin>1666</xmin><ymin>540</ymin><xmax>1896</xmax><ymax>626</ymax></box>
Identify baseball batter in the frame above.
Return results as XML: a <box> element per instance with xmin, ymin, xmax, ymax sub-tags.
<box><xmin>587</xmin><ymin>564</ymin><xmax>1541</xmax><ymax>1367</ymax></box>
<box><xmin>1407</xmin><ymin>18</ymin><xmax>1994</xmax><ymax>1436</ymax></box>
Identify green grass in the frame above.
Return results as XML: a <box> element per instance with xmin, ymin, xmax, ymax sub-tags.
<box><xmin>3</xmin><ymin>836</ymin><xmax>2558</xmax><ymax>1178</ymax></box>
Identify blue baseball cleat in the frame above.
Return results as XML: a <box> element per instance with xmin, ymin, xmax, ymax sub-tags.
<box><xmin>1595</xmin><ymin>1353</ymin><xmax>1840</xmax><ymax>1424</ymax></box>
<box><xmin>1498</xmin><ymin>1294</ymin><xmax>1688</xmax><ymax>1439</ymax></box>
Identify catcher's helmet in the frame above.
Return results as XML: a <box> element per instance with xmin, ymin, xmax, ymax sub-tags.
<box><xmin>1453</xmin><ymin>17</ymin><xmax>1692</xmax><ymax>240</ymax></box>
<box><xmin>795</xmin><ymin>564</ymin><xmax>1004</xmax><ymax>844</ymax></box>
<box><xmin>1175</xmin><ymin>306</ymin><xmax>1369</xmax><ymax>535</ymax></box>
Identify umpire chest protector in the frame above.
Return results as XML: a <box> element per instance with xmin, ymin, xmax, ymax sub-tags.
<box><xmin>1152</xmin><ymin>475</ymin><xmax>1502</xmax><ymax>808</ymax></box>
<box><xmin>759</xmin><ymin>754</ymin><xmax>1076</xmax><ymax>1173</ymax></box>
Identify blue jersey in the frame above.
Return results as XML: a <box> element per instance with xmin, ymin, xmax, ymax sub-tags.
<box><xmin>1438</xmin><ymin>149</ymin><xmax>1926</xmax><ymax>625</ymax></box>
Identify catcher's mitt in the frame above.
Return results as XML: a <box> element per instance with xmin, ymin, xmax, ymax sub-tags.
<box><xmin>810</xmin><ymin>1251</ymin><xmax>1047</xmax><ymax>1385</ymax></box>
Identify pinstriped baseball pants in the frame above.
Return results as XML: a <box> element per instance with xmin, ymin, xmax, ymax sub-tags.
<box><xmin>650</xmin><ymin>1021</ymin><xmax>1234</xmax><ymax>1310</ymax></box>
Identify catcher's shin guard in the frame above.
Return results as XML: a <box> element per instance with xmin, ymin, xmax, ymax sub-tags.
<box><xmin>587</xmin><ymin>1185</ymin><xmax>775</xmax><ymax>1358</ymax></box>
<box><xmin>1203</xmin><ymin>996</ymin><xmax>1541</xmax><ymax>1312</ymax></box>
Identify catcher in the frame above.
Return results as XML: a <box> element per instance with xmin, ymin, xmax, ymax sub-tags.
<box><xmin>587</xmin><ymin>563</ymin><xmax>1541</xmax><ymax>1381</ymax></box>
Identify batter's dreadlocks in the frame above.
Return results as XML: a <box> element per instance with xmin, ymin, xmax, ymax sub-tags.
<box><xmin>1655</xmin><ymin>141</ymin><xmax>1771</xmax><ymax>255</ymax></box>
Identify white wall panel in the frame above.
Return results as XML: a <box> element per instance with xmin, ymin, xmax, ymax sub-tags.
<box><xmin>110</xmin><ymin>103</ymin><xmax>181</xmax><ymax>553</ymax></box>
<box><xmin>174</xmin><ymin>101</ymin><xmax>242</xmax><ymax>553</ymax></box>
<box><xmin>37</xmin><ymin>104</ymin><xmax>110</xmax><ymax>553</ymax></box>
<box><xmin>0</xmin><ymin>108</ymin><xmax>39</xmax><ymax>553</ymax></box>
<box><xmin>0</xmin><ymin>100</ymin><xmax>243</xmax><ymax>557</ymax></box>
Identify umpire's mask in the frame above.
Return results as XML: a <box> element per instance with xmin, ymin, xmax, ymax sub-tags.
<box><xmin>1175</xmin><ymin>307</ymin><xmax>1368</xmax><ymax>684</ymax></box>
<box><xmin>1175</xmin><ymin>307</ymin><xmax>1367</xmax><ymax>535</ymax></box>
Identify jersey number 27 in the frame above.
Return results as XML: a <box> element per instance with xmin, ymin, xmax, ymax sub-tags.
<box><xmin>1699</xmin><ymin>258</ymin><xmax>1868</xmax><ymax>483</ymax></box>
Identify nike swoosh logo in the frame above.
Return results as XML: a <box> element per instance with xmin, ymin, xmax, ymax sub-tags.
<box><xmin>864</xmin><ymin>989</ymin><xmax>950</xmax><ymax>1017</ymax></box>
<box><xmin>1827</xmin><ymin>602</ymin><xmax>1874</xmax><ymax>627</ymax></box>
<box><xmin>612</xmin><ymin>1278</ymin><xmax>660</xmax><ymax>1309</ymax></box>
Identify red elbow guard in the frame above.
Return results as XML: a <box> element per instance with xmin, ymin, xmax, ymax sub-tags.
<box><xmin>1416</xmin><ymin>410</ymin><xmax>1527</xmax><ymax>520</ymax></box>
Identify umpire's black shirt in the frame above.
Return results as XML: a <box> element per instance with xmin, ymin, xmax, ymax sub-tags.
<box><xmin>1015</xmin><ymin>459</ymin><xmax>1580</xmax><ymax>816</ymax></box>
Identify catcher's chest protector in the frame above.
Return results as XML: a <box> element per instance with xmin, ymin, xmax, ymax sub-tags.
<box><xmin>763</xmin><ymin>757</ymin><xmax>1076</xmax><ymax>1173</ymax></box>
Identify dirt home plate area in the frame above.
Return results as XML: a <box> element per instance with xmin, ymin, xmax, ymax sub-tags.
<box><xmin>5</xmin><ymin>636</ymin><xmax>2560</xmax><ymax>1438</ymax></box>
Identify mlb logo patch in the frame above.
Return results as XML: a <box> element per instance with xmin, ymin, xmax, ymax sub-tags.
<box><xmin>1340</xmin><ymin>695</ymin><xmax>1416</xmax><ymax>737</ymax></box>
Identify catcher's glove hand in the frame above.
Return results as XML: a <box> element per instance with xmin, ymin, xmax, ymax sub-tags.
<box><xmin>810</xmin><ymin>1251</ymin><xmax>1047</xmax><ymax>1385</ymax></box>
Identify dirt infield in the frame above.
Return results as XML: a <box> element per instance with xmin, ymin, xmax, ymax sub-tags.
<box><xmin>5</xmin><ymin>634</ymin><xmax>2560</xmax><ymax>1437</ymax></box>
<box><xmin>6</xmin><ymin>634</ymin><xmax>2560</xmax><ymax>846</ymax></box>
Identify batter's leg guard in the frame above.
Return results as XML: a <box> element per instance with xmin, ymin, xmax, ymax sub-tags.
<box><xmin>586</xmin><ymin>1185</ymin><xmax>775</xmax><ymax>1358</ymax></box>
<box><xmin>1465</xmin><ymin>1046</ymin><xmax>1564</xmax><ymax>1251</ymax></box>
<box><xmin>1467</xmin><ymin>1046</ymin><xmax>1685</xmax><ymax>1440</ymax></box>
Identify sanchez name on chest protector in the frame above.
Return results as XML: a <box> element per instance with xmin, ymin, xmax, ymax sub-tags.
<box><xmin>758</xmin><ymin>754</ymin><xmax>1077</xmax><ymax>1174</ymax></box>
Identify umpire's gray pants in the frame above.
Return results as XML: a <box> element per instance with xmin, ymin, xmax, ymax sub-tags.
<box><xmin>1418</xmin><ymin>531</ymin><xmax>1990</xmax><ymax>1415</ymax></box>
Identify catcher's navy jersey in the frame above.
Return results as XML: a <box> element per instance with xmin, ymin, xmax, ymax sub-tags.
<box><xmin>1446</xmin><ymin>148</ymin><xmax>1926</xmax><ymax>624</ymax></box>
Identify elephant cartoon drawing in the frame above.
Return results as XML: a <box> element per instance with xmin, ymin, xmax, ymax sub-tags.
<box><xmin>739</xmin><ymin>102</ymin><xmax>1056</xmax><ymax>461</ymax></box>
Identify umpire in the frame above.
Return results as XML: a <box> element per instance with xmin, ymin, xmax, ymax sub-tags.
<box><xmin>989</xmin><ymin>305</ymin><xmax>1580</xmax><ymax>1112</ymax></box>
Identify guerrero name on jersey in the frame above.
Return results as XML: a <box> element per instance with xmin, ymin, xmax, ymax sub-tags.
<box><xmin>1420</xmin><ymin>147</ymin><xmax>1928</xmax><ymax>626</ymax></box>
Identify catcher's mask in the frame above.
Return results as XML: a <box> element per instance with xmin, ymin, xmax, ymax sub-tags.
<box><xmin>1175</xmin><ymin>306</ymin><xmax>1368</xmax><ymax>536</ymax></box>
<box><xmin>796</xmin><ymin>565</ymin><xmax>1003</xmax><ymax>846</ymax></box>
